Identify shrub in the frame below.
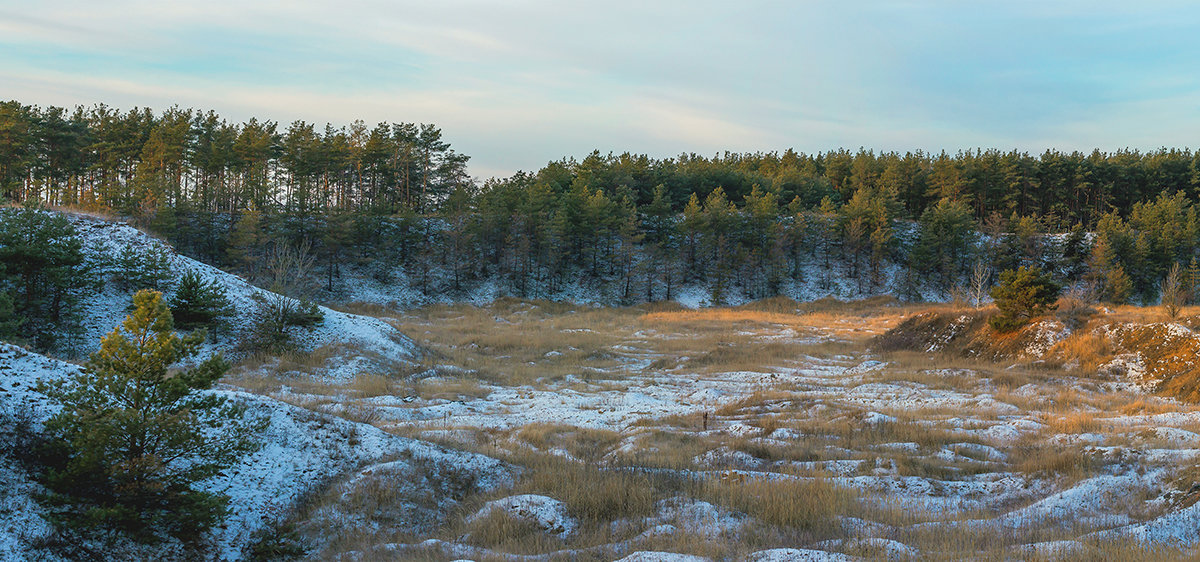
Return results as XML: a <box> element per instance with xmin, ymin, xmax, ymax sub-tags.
<box><xmin>1161</xmin><ymin>263</ymin><xmax>1187</xmax><ymax>319</ymax></box>
<box><xmin>989</xmin><ymin>266</ymin><xmax>1061</xmax><ymax>332</ymax></box>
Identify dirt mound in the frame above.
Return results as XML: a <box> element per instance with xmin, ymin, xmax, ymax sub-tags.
<box><xmin>877</xmin><ymin>308</ymin><xmax>1200</xmax><ymax>403</ymax></box>
<box><xmin>874</xmin><ymin>309</ymin><xmax>1071</xmax><ymax>361</ymax></box>
<box><xmin>1098</xmin><ymin>324</ymin><xmax>1200</xmax><ymax>401</ymax></box>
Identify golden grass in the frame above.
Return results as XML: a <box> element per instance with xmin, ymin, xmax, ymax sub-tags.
<box><xmin>225</xmin><ymin>295</ymin><xmax>1200</xmax><ymax>560</ymax></box>
<box><xmin>1044</xmin><ymin>411</ymin><xmax>1102</xmax><ymax>435</ymax></box>
<box><xmin>459</xmin><ymin>508</ymin><xmax>562</xmax><ymax>553</ymax></box>
<box><xmin>348</xmin><ymin>372</ymin><xmax>396</xmax><ymax>398</ymax></box>
<box><xmin>1049</xmin><ymin>330</ymin><xmax>1116</xmax><ymax>373</ymax></box>
<box><xmin>610</xmin><ymin>430</ymin><xmax>719</xmax><ymax>470</ymax></box>
<box><xmin>516</xmin><ymin>423</ymin><xmax>623</xmax><ymax>463</ymax></box>
<box><xmin>1009</xmin><ymin>438</ymin><xmax>1102</xmax><ymax>480</ymax></box>
<box><xmin>697</xmin><ymin>475</ymin><xmax>856</xmax><ymax>535</ymax></box>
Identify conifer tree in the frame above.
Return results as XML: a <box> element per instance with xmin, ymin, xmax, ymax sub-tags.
<box><xmin>225</xmin><ymin>207</ymin><xmax>261</xmax><ymax>272</ymax></box>
<box><xmin>0</xmin><ymin>205</ymin><xmax>89</xmax><ymax>351</ymax></box>
<box><xmin>989</xmin><ymin>266</ymin><xmax>1062</xmax><ymax>332</ymax></box>
<box><xmin>39</xmin><ymin>290</ymin><xmax>256</xmax><ymax>552</ymax></box>
<box><xmin>170</xmin><ymin>271</ymin><xmax>232</xmax><ymax>331</ymax></box>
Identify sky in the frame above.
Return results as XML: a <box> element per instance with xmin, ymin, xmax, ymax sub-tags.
<box><xmin>2</xmin><ymin>1</ymin><xmax>1200</xmax><ymax>180</ymax></box>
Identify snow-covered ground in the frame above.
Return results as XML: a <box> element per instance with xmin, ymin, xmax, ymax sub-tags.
<box><xmin>66</xmin><ymin>213</ymin><xmax>418</xmax><ymax>380</ymax></box>
<box><xmin>0</xmin><ymin>343</ymin><xmax>514</xmax><ymax>561</ymax></box>
<box><xmin>262</xmin><ymin>303</ymin><xmax>1200</xmax><ymax>560</ymax></box>
<box><xmin>9</xmin><ymin>212</ymin><xmax>1200</xmax><ymax>560</ymax></box>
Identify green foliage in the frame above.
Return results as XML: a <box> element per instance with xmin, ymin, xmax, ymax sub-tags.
<box><xmin>170</xmin><ymin>271</ymin><xmax>232</xmax><ymax>331</ymax></box>
<box><xmin>0</xmin><ymin>290</ymin><xmax>20</xmax><ymax>341</ymax></box>
<box><xmin>0</xmin><ymin>205</ymin><xmax>90</xmax><ymax>351</ymax></box>
<box><xmin>39</xmin><ymin>290</ymin><xmax>258</xmax><ymax>552</ymax></box>
<box><xmin>910</xmin><ymin>198</ymin><xmax>977</xmax><ymax>290</ymax></box>
<box><xmin>989</xmin><ymin>266</ymin><xmax>1062</xmax><ymax>332</ymax></box>
<box><xmin>15</xmin><ymin>101</ymin><xmax>1200</xmax><ymax>306</ymax></box>
<box><xmin>1102</xmin><ymin>265</ymin><xmax>1134</xmax><ymax>305</ymax></box>
<box><xmin>116</xmin><ymin>245</ymin><xmax>173</xmax><ymax>292</ymax></box>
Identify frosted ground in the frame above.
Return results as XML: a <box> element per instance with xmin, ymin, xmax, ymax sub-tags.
<box><xmin>5</xmin><ymin>212</ymin><xmax>1200</xmax><ymax>560</ymax></box>
<box><xmin>232</xmin><ymin>299</ymin><xmax>1200</xmax><ymax>560</ymax></box>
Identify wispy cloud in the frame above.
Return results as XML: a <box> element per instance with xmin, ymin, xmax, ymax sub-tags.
<box><xmin>2</xmin><ymin>1</ymin><xmax>1199</xmax><ymax>179</ymax></box>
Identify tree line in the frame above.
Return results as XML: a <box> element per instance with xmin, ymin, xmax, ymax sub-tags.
<box><xmin>0</xmin><ymin>101</ymin><xmax>470</xmax><ymax>217</ymax></box>
<box><xmin>6</xmin><ymin>100</ymin><xmax>1200</xmax><ymax>309</ymax></box>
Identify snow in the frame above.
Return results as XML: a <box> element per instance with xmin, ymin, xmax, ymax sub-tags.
<box><xmin>0</xmin><ymin>459</ymin><xmax>52</xmax><ymax>562</ymax></box>
<box><xmin>649</xmin><ymin>498</ymin><xmax>748</xmax><ymax>539</ymax></box>
<box><xmin>746</xmin><ymin>549</ymin><xmax>859</xmax><ymax>561</ymax></box>
<box><xmin>65</xmin><ymin>214</ymin><xmax>419</xmax><ymax>380</ymax></box>
<box><xmin>1024</xmin><ymin>319</ymin><xmax>1070</xmax><ymax>357</ymax></box>
<box><xmin>0</xmin><ymin>343</ymin><xmax>513</xmax><ymax>560</ymax></box>
<box><xmin>14</xmin><ymin>212</ymin><xmax>1200</xmax><ymax>558</ymax></box>
<box><xmin>469</xmin><ymin>494</ymin><xmax>577</xmax><ymax>539</ymax></box>
<box><xmin>614</xmin><ymin>552</ymin><xmax>711</xmax><ymax>562</ymax></box>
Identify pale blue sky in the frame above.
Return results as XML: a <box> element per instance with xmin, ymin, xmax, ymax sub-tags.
<box><xmin>2</xmin><ymin>1</ymin><xmax>1199</xmax><ymax>178</ymax></box>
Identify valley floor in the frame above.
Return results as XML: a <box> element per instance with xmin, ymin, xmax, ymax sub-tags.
<box><xmin>223</xmin><ymin>298</ymin><xmax>1200</xmax><ymax>561</ymax></box>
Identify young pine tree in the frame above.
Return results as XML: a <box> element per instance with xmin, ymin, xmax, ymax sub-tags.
<box><xmin>170</xmin><ymin>271</ymin><xmax>232</xmax><ymax>331</ymax></box>
<box><xmin>39</xmin><ymin>290</ymin><xmax>257</xmax><ymax>552</ymax></box>
<box><xmin>989</xmin><ymin>266</ymin><xmax>1062</xmax><ymax>332</ymax></box>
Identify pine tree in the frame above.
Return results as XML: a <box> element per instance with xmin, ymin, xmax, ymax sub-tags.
<box><xmin>0</xmin><ymin>205</ymin><xmax>89</xmax><ymax>351</ymax></box>
<box><xmin>116</xmin><ymin>245</ymin><xmax>173</xmax><ymax>292</ymax></box>
<box><xmin>0</xmin><ymin>290</ymin><xmax>20</xmax><ymax>342</ymax></box>
<box><xmin>170</xmin><ymin>271</ymin><xmax>232</xmax><ymax>331</ymax></box>
<box><xmin>1188</xmin><ymin>257</ymin><xmax>1200</xmax><ymax>304</ymax></box>
<box><xmin>225</xmin><ymin>207</ymin><xmax>261</xmax><ymax>272</ymax></box>
<box><xmin>39</xmin><ymin>290</ymin><xmax>257</xmax><ymax>552</ymax></box>
<box><xmin>989</xmin><ymin>266</ymin><xmax>1062</xmax><ymax>332</ymax></box>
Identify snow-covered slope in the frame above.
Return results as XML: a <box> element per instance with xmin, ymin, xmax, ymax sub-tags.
<box><xmin>65</xmin><ymin>213</ymin><xmax>417</xmax><ymax>379</ymax></box>
<box><xmin>0</xmin><ymin>343</ymin><xmax>515</xmax><ymax>561</ymax></box>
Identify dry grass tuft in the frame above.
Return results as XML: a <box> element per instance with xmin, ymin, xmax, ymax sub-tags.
<box><xmin>1049</xmin><ymin>330</ymin><xmax>1115</xmax><ymax>373</ymax></box>
<box><xmin>698</xmin><ymin>475</ymin><xmax>856</xmax><ymax>535</ymax></box>
<box><xmin>1044</xmin><ymin>411</ymin><xmax>1102</xmax><ymax>434</ymax></box>
<box><xmin>348</xmin><ymin>373</ymin><xmax>396</xmax><ymax>398</ymax></box>
<box><xmin>516</xmin><ymin>423</ymin><xmax>623</xmax><ymax>463</ymax></box>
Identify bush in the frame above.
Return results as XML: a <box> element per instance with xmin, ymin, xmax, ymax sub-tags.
<box><xmin>1161</xmin><ymin>262</ymin><xmax>1187</xmax><ymax>319</ymax></box>
<box><xmin>38</xmin><ymin>290</ymin><xmax>258</xmax><ymax>552</ymax></box>
<box><xmin>989</xmin><ymin>266</ymin><xmax>1061</xmax><ymax>332</ymax></box>
<box><xmin>248</xmin><ymin>294</ymin><xmax>325</xmax><ymax>353</ymax></box>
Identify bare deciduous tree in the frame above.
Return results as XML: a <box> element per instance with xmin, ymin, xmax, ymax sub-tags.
<box><xmin>1162</xmin><ymin>262</ymin><xmax>1187</xmax><ymax>320</ymax></box>
<box><xmin>967</xmin><ymin>260</ymin><xmax>991</xmax><ymax>308</ymax></box>
<box><xmin>251</xmin><ymin>240</ymin><xmax>322</xmax><ymax>350</ymax></box>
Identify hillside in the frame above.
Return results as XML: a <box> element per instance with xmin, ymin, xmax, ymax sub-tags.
<box><xmin>65</xmin><ymin>212</ymin><xmax>418</xmax><ymax>380</ymax></box>
<box><xmin>0</xmin><ymin>343</ymin><xmax>515</xmax><ymax>560</ymax></box>
<box><xmin>11</xmin><ymin>212</ymin><xmax>1200</xmax><ymax>560</ymax></box>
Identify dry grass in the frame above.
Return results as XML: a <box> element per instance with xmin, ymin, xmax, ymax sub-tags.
<box><xmin>516</xmin><ymin>423</ymin><xmax>622</xmax><ymax>463</ymax></box>
<box><xmin>610</xmin><ymin>430</ymin><xmax>719</xmax><ymax>470</ymax></box>
<box><xmin>241</xmin><ymin>296</ymin><xmax>1200</xmax><ymax>559</ymax></box>
<box><xmin>347</xmin><ymin>372</ymin><xmax>396</xmax><ymax>397</ymax></box>
<box><xmin>1049</xmin><ymin>330</ymin><xmax>1116</xmax><ymax>372</ymax></box>
<box><xmin>232</xmin><ymin>343</ymin><xmax>341</xmax><ymax>376</ymax></box>
<box><xmin>697</xmin><ymin>475</ymin><xmax>856</xmax><ymax>536</ymax></box>
<box><xmin>1044</xmin><ymin>411</ymin><xmax>1102</xmax><ymax>434</ymax></box>
<box><xmin>1009</xmin><ymin>438</ymin><xmax>1102</xmax><ymax>480</ymax></box>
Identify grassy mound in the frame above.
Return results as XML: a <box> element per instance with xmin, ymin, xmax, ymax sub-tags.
<box><xmin>877</xmin><ymin>307</ymin><xmax>1200</xmax><ymax>402</ymax></box>
<box><xmin>874</xmin><ymin>308</ymin><xmax>1069</xmax><ymax>360</ymax></box>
